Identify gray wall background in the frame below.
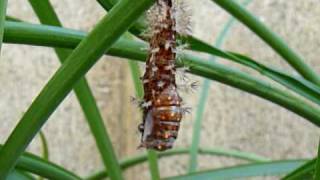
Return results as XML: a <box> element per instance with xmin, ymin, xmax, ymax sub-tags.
<box><xmin>1</xmin><ymin>0</ymin><xmax>320</xmax><ymax>179</ymax></box>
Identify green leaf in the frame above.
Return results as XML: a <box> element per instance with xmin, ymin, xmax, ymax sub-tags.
<box><xmin>27</xmin><ymin>0</ymin><xmax>123</xmax><ymax>178</ymax></box>
<box><xmin>8</xmin><ymin>170</ymin><xmax>35</xmax><ymax>180</ymax></box>
<box><xmin>38</xmin><ymin>131</ymin><xmax>49</xmax><ymax>162</ymax></box>
<box><xmin>0</xmin><ymin>145</ymin><xmax>81</xmax><ymax>179</ymax></box>
<box><xmin>17</xmin><ymin>153</ymin><xmax>82</xmax><ymax>180</ymax></box>
<box><xmin>38</xmin><ymin>131</ymin><xmax>49</xmax><ymax>180</ymax></box>
<box><xmin>183</xmin><ymin>36</ymin><xmax>320</xmax><ymax>107</ymax></box>
<box><xmin>5</xmin><ymin>16</ymin><xmax>22</xmax><ymax>22</ymax></box>
<box><xmin>86</xmin><ymin>147</ymin><xmax>269</xmax><ymax>180</ymax></box>
<box><xmin>3</xmin><ymin>22</ymin><xmax>320</xmax><ymax>126</ymax></box>
<box><xmin>211</xmin><ymin>0</ymin><xmax>320</xmax><ymax>86</ymax></box>
<box><xmin>315</xmin><ymin>140</ymin><xmax>320</xmax><ymax>179</ymax></box>
<box><xmin>165</xmin><ymin>160</ymin><xmax>307</xmax><ymax>180</ymax></box>
<box><xmin>282</xmin><ymin>159</ymin><xmax>316</xmax><ymax>180</ymax></box>
<box><xmin>0</xmin><ymin>0</ymin><xmax>154</xmax><ymax>179</ymax></box>
<box><xmin>0</xmin><ymin>0</ymin><xmax>8</xmax><ymax>52</ymax></box>
<box><xmin>97</xmin><ymin>0</ymin><xmax>148</xmax><ymax>42</ymax></box>
<box><xmin>147</xmin><ymin>150</ymin><xmax>160</xmax><ymax>180</ymax></box>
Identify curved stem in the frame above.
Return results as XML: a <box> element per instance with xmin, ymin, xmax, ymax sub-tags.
<box><xmin>3</xmin><ymin>22</ymin><xmax>320</xmax><ymax>126</ymax></box>
<box><xmin>212</xmin><ymin>0</ymin><xmax>320</xmax><ymax>85</ymax></box>
<box><xmin>86</xmin><ymin>147</ymin><xmax>269</xmax><ymax>180</ymax></box>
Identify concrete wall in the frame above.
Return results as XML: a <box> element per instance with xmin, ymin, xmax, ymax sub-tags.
<box><xmin>1</xmin><ymin>0</ymin><xmax>320</xmax><ymax>179</ymax></box>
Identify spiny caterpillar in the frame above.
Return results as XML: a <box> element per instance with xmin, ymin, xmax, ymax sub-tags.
<box><xmin>138</xmin><ymin>0</ymin><xmax>191</xmax><ymax>151</ymax></box>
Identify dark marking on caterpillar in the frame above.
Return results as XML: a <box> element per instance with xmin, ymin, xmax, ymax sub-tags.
<box><xmin>139</xmin><ymin>0</ymin><xmax>183</xmax><ymax>151</ymax></box>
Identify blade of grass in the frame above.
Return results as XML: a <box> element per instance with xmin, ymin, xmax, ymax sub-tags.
<box><xmin>6</xmin><ymin>21</ymin><xmax>320</xmax><ymax>111</ymax></box>
<box><xmin>183</xmin><ymin>36</ymin><xmax>320</xmax><ymax>107</ymax></box>
<box><xmin>315</xmin><ymin>139</ymin><xmax>320</xmax><ymax>179</ymax></box>
<box><xmin>8</xmin><ymin>170</ymin><xmax>36</xmax><ymax>180</ymax></box>
<box><xmin>211</xmin><ymin>0</ymin><xmax>320</xmax><ymax>85</ymax></box>
<box><xmin>5</xmin><ymin>16</ymin><xmax>22</xmax><ymax>22</ymax></box>
<box><xmin>8</xmin><ymin>19</ymin><xmax>320</xmax><ymax>110</ymax></box>
<box><xmin>0</xmin><ymin>145</ymin><xmax>81</xmax><ymax>179</ymax></box>
<box><xmin>39</xmin><ymin>131</ymin><xmax>49</xmax><ymax>161</ymax></box>
<box><xmin>38</xmin><ymin>131</ymin><xmax>49</xmax><ymax>162</ymax></box>
<box><xmin>186</xmin><ymin>59</ymin><xmax>320</xmax><ymax>126</ymax></box>
<box><xmin>86</xmin><ymin>147</ymin><xmax>269</xmax><ymax>180</ymax></box>
<box><xmin>3</xmin><ymin>22</ymin><xmax>320</xmax><ymax>126</ymax></box>
<box><xmin>17</xmin><ymin>153</ymin><xmax>82</xmax><ymax>180</ymax></box>
<box><xmin>97</xmin><ymin>0</ymin><xmax>147</xmax><ymax>43</ymax></box>
<box><xmin>188</xmin><ymin>0</ymin><xmax>253</xmax><ymax>173</ymax></box>
<box><xmin>28</xmin><ymin>0</ymin><xmax>123</xmax><ymax>177</ymax></box>
<box><xmin>16</xmin><ymin>154</ymin><xmax>81</xmax><ymax>180</ymax></box>
<box><xmin>38</xmin><ymin>131</ymin><xmax>48</xmax><ymax>180</ymax></box>
<box><xmin>147</xmin><ymin>150</ymin><xmax>160</xmax><ymax>180</ymax></box>
<box><xmin>282</xmin><ymin>159</ymin><xmax>316</xmax><ymax>180</ymax></box>
<box><xmin>0</xmin><ymin>0</ymin><xmax>155</xmax><ymax>178</ymax></box>
<box><xmin>165</xmin><ymin>160</ymin><xmax>307</xmax><ymax>180</ymax></box>
<box><xmin>0</xmin><ymin>0</ymin><xmax>8</xmax><ymax>52</ymax></box>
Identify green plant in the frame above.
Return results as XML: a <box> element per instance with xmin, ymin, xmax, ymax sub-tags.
<box><xmin>0</xmin><ymin>0</ymin><xmax>319</xmax><ymax>179</ymax></box>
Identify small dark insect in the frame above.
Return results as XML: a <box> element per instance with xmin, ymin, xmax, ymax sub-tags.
<box><xmin>139</xmin><ymin>0</ymin><xmax>183</xmax><ymax>151</ymax></box>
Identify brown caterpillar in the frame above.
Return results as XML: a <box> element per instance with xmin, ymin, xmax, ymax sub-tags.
<box><xmin>138</xmin><ymin>0</ymin><xmax>183</xmax><ymax>151</ymax></box>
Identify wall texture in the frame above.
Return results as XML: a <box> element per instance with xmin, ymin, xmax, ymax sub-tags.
<box><xmin>1</xmin><ymin>0</ymin><xmax>320</xmax><ymax>179</ymax></box>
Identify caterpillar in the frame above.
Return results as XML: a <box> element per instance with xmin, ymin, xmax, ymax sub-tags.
<box><xmin>138</xmin><ymin>0</ymin><xmax>184</xmax><ymax>151</ymax></box>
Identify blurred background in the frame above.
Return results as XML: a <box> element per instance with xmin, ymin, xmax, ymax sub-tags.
<box><xmin>1</xmin><ymin>0</ymin><xmax>320</xmax><ymax>179</ymax></box>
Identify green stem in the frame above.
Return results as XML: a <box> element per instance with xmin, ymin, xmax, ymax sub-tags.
<box><xmin>0</xmin><ymin>0</ymin><xmax>154</xmax><ymax>179</ymax></box>
<box><xmin>0</xmin><ymin>145</ymin><xmax>81</xmax><ymax>180</ymax></box>
<box><xmin>5</xmin><ymin>15</ymin><xmax>22</xmax><ymax>22</ymax></box>
<box><xmin>185</xmin><ymin>57</ymin><xmax>320</xmax><ymax>126</ymax></box>
<box><xmin>188</xmin><ymin>0</ymin><xmax>253</xmax><ymax>173</ymax></box>
<box><xmin>27</xmin><ymin>0</ymin><xmax>122</xmax><ymax>178</ymax></box>
<box><xmin>8</xmin><ymin>170</ymin><xmax>36</xmax><ymax>180</ymax></box>
<box><xmin>38</xmin><ymin>131</ymin><xmax>49</xmax><ymax>161</ymax></box>
<box><xmin>315</xmin><ymin>139</ymin><xmax>320</xmax><ymax>179</ymax></box>
<box><xmin>212</xmin><ymin>0</ymin><xmax>320</xmax><ymax>85</ymax></box>
<box><xmin>0</xmin><ymin>0</ymin><xmax>8</xmax><ymax>52</ymax></box>
<box><xmin>3</xmin><ymin>22</ymin><xmax>320</xmax><ymax>125</ymax></box>
<box><xmin>17</xmin><ymin>153</ymin><xmax>81</xmax><ymax>180</ymax></box>
<box><xmin>282</xmin><ymin>159</ymin><xmax>316</xmax><ymax>180</ymax></box>
<box><xmin>166</xmin><ymin>160</ymin><xmax>307</xmax><ymax>180</ymax></box>
<box><xmin>147</xmin><ymin>150</ymin><xmax>160</xmax><ymax>180</ymax></box>
<box><xmin>86</xmin><ymin>147</ymin><xmax>269</xmax><ymax>180</ymax></box>
<box><xmin>38</xmin><ymin>132</ymin><xmax>48</xmax><ymax>180</ymax></box>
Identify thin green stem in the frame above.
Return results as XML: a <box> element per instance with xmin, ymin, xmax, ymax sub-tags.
<box><xmin>282</xmin><ymin>159</ymin><xmax>316</xmax><ymax>180</ymax></box>
<box><xmin>166</xmin><ymin>160</ymin><xmax>307</xmax><ymax>180</ymax></box>
<box><xmin>314</xmin><ymin>139</ymin><xmax>320</xmax><ymax>179</ymax></box>
<box><xmin>38</xmin><ymin>131</ymin><xmax>49</xmax><ymax>161</ymax></box>
<box><xmin>3</xmin><ymin>22</ymin><xmax>320</xmax><ymax>124</ymax></box>
<box><xmin>188</xmin><ymin>0</ymin><xmax>253</xmax><ymax>173</ymax></box>
<box><xmin>5</xmin><ymin>15</ymin><xmax>22</xmax><ymax>22</ymax></box>
<box><xmin>96</xmin><ymin>0</ymin><xmax>149</xmax><ymax>41</ymax></box>
<box><xmin>0</xmin><ymin>145</ymin><xmax>81</xmax><ymax>179</ymax></box>
<box><xmin>27</xmin><ymin>0</ymin><xmax>122</xmax><ymax>178</ymax></box>
<box><xmin>8</xmin><ymin>170</ymin><xmax>36</xmax><ymax>180</ymax></box>
<box><xmin>147</xmin><ymin>150</ymin><xmax>160</xmax><ymax>180</ymax></box>
<box><xmin>0</xmin><ymin>0</ymin><xmax>154</xmax><ymax>179</ymax></box>
<box><xmin>212</xmin><ymin>0</ymin><xmax>320</xmax><ymax>85</ymax></box>
<box><xmin>38</xmin><ymin>131</ymin><xmax>48</xmax><ymax>180</ymax></box>
<box><xmin>0</xmin><ymin>0</ymin><xmax>8</xmax><ymax>52</ymax></box>
<box><xmin>86</xmin><ymin>147</ymin><xmax>269</xmax><ymax>180</ymax></box>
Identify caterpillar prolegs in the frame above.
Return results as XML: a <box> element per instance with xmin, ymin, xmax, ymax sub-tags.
<box><xmin>138</xmin><ymin>0</ymin><xmax>188</xmax><ymax>151</ymax></box>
